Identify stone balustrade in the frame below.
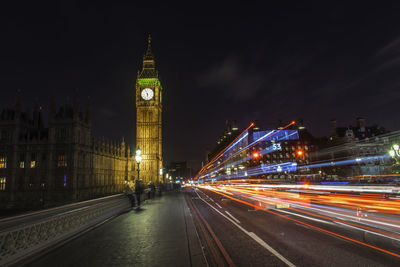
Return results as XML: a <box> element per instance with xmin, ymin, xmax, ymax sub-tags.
<box><xmin>0</xmin><ymin>194</ymin><xmax>130</xmax><ymax>266</ymax></box>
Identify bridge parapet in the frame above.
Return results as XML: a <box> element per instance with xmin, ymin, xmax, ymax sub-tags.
<box><xmin>0</xmin><ymin>194</ymin><xmax>130</xmax><ymax>266</ymax></box>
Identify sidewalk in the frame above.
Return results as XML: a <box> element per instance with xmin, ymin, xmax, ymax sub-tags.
<box><xmin>26</xmin><ymin>191</ymin><xmax>206</xmax><ymax>267</ymax></box>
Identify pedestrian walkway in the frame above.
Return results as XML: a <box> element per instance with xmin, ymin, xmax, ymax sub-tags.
<box><xmin>26</xmin><ymin>191</ymin><xmax>206</xmax><ymax>267</ymax></box>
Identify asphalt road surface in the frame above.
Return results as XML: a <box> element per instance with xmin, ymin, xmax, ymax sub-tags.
<box><xmin>186</xmin><ymin>187</ymin><xmax>400</xmax><ymax>267</ymax></box>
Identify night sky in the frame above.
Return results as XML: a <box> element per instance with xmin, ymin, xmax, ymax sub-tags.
<box><xmin>2</xmin><ymin>2</ymin><xmax>400</xmax><ymax>170</ymax></box>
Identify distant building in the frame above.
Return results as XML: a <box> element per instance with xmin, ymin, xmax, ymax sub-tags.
<box><xmin>0</xmin><ymin>97</ymin><xmax>136</xmax><ymax>209</ymax></box>
<box><xmin>248</xmin><ymin>120</ymin><xmax>316</xmax><ymax>180</ymax></box>
<box><xmin>329</xmin><ymin>117</ymin><xmax>387</xmax><ymax>142</ymax></box>
<box><xmin>317</xmin><ymin>117</ymin><xmax>396</xmax><ymax>179</ymax></box>
<box><xmin>201</xmin><ymin>120</ymin><xmax>317</xmax><ymax>181</ymax></box>
<box><xmin>167</xmin><ymin>161</ymin><xmax>192</xmax><ymax>181</ymax></box>
<box><xmin>206</xmin><ymin>120</ymin><xmax>240</xmax><ymax>163</ymax></box>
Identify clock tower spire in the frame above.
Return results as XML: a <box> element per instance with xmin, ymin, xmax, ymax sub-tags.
<box><xmin>138</xmin><ymin>34</ymin><xmax>157</xmax><ymax>78</ymax></box>
<box><xmin>135</xmin><ymin>35</ymin><xmax>163</xmax><ymax>184</ymax></box>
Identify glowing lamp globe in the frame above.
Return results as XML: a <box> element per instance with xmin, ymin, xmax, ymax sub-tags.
<box><xmin>135</xmin><ymin>155</ymin><xmax>142</xmax><ymax>164</ymax></box>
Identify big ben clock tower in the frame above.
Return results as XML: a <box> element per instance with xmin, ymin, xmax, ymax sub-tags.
<box><xmin>136</xmin><ymin>35</ymin><xmax>163</xmax><ymax>184</ymax></box>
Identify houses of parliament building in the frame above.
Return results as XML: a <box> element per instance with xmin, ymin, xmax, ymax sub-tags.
<box><xmin>0</xmin><ymin>36</ymin><xmax>163</xmax><ymax>209</ymax></box>
<box><xmin>0</xmin><ymin>96</ymin><xmax>136</xmax><ymax>209</ymax></box>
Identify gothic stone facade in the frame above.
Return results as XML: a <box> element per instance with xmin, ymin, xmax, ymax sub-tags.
<box><xmin>0</xmin><ymin>98</ymin><xmax>135</xmax><ymax>209</ymax></box>
<box><xmin>135</xmin><ymin>35</ymin><xmax>163</xmax><ymax>184</ymax></box>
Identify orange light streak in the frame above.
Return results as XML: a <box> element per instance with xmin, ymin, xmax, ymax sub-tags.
<box><xmin>198</xmin><ymin>186</ymin><xmax>400</xmax><ymax>259</ymax></box>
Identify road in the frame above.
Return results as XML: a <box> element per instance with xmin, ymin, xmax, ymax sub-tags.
<box><xmin>185</xmin><ymin>186</ymin><xmax>400</xmax><ymax>266</ymax></box>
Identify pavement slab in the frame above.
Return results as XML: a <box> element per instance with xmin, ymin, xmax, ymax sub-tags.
<box><xmin>26</xmin><ymin>191</ymin><xmax>206</xmax><ymax>267</ymax></box>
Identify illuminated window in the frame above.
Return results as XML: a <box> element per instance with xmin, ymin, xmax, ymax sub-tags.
<box><xmin>19</xmin><ymin>154</ymin><xmax>25</xmax><ymax>168</ymax></box>
<box><xmin>58</xmin><ymin>155</ymin><xmax>67</xmax><ymax>167</ymax></box>
<box><xmin>0</xmin><ymin>157</ymin><xmax>6</xmax><ymax>168</ymax></box>
<box><xmin>30</xmin><ymin>153</ymin><xmax>36</xmax><ymax>168</ymax></box>
<box><xmin>0</xmin><ymin>177</ymin><xmax>6</xmax><ymax>190</ymax></box>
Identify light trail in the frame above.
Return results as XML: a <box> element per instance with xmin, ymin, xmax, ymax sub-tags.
<box><xmin>197</xmin><ymin>121</ymin><xmax>296</xmax><ymax>181</ymax></box>
<box><xmin>195</xmin><ymin>122</ymin><xmax>400</xmax><ymax>185</ymax></box>
<box><xmin>194</xmin><ymin>183</ymin><xmax>400</xmax><ymax>259</ymax></box>
<box><xmin>197</xmin><ymin>123</ymin><xmax>255</xmax><ymax>177</ymax></box>
<box><xmin>191</xmin><ymin>122</ymin><xmax>400</xmax><ymax>262</ymax></box>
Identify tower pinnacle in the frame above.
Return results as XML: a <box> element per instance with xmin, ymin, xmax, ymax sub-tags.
<box><xmin>144</xmin><ymin>34</ymin><xmax>154</xmax><ymax>61</ymax></box>
<box><xmin>140</xmin><ymin>35</ymin><xmax>157</xmax><ymax>78</ymax></box>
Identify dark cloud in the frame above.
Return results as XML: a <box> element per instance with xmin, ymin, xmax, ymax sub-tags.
<box><xmin>198</xmin><ymin>56</ymin><xmax>268</xmax><ymax>100</ymax></box>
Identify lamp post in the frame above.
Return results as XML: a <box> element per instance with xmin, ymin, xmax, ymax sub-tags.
<box><xmin>389</xmin><ymin>144</ymin><xmax>400</xmax><ymax>161</ymax></box>
<box><xmin>135</xmin><ymin>148</ymin><xmax>142</xmax><ymax>181</ymax></box>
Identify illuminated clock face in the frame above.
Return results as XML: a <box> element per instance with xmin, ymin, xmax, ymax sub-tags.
<box><xmin>141</xmin><ymin>88</ymin><xmax>154</xmax><ymax>100</ymax></box>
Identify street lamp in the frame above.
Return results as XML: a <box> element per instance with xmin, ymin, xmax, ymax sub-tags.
<box><xmin>389</xmin><ymin>144</ymin><xmax>400</xmax><ymax>174</ymax></box>
<box><xmin>135</xmin><ymin>148</ymin><xmax>142</xmax><ymax>181</ymax></box>
<box><xmin>389</xmin><ymin>144</ymin><xmax>400</xmax><ymax>163</ymax></box>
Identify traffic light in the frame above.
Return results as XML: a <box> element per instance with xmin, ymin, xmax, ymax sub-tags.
<box><xmin>252</xmin><ymin>152</ymin><xmax>260</xmax><ymax>158</ymax></box>
<box><xmin>296</xmin><ymin>150</ymin><xmax>303</xmax><ymax>157</ymax></box>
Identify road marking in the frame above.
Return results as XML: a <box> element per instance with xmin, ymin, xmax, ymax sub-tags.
<box><xmin>195</xmin><ymin>190</ymin><xmax>295</xmax><ymax>267</ymax></box>
<box><xmin>334</xmin><ymin>221</ymin><xmax>400</xmax><ymax>243</ymax></box>
<box><xmin>274</xmin><ymin>209</ymin><xmax>334</xmax><ymax>225</ymax></box>
<box><xmin>225</xmin><ymin>211</ymin><xmax>240</xmax><ymax>224</ymax></box>
<box><xmin>292</xmin><ymin>204</ymin><xmax>400</xmax><ymax>229</ymax></box>
<box><xmin>216</xmin><ymin>203</ymin><xmax>222</xmax><ymax>209</ymax></box>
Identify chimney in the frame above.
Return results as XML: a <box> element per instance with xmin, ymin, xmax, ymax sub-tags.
<box><xmin>356</xmin><ymin>117</ymin><xmax>366</xmax><ymax>132</ymax></box>
<box><xmin>232</xmin><ymin>120</ymin><xmax>238</xmax><ymax>131</ymax></box>
<box><xmin>330</xmin><ymin>119</ymin><xmax>337</xmax><ymax>138</ymax></box>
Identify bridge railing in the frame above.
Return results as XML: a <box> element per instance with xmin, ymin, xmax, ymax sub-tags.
<box><xmin>0</xmin><ymin>194</ymin><xmax>130</xmax><ymax>267</ymax></box>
